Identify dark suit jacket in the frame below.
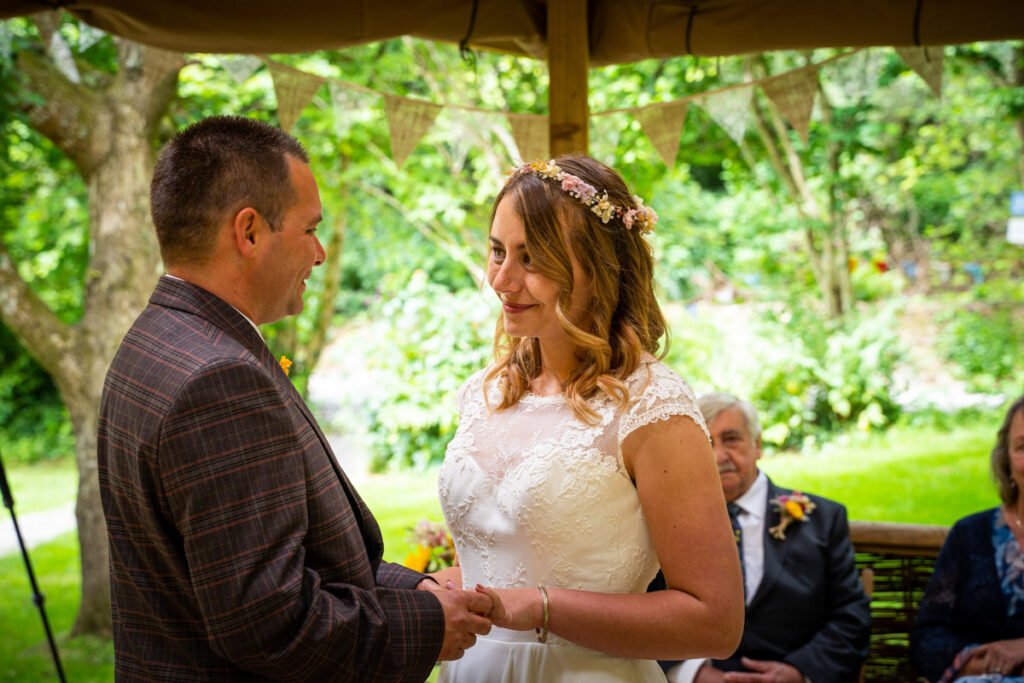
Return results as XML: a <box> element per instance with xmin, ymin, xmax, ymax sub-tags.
<box><xmin>911</xmin><ymin>508</ymin><xmax>1024</xmax><ymax>682</ymax></box>
<box><xmin>98</xmin><ymin>276</ymin><xmax>444</xmax><ymax>682</ymax></box>
<box><xmin>653</xmin><ymin>478</ymin><xmax>870</xmax><ymax>683</ymax></box>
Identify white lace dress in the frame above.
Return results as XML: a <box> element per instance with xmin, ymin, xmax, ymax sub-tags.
<box><xmin>437</xmin><ymin>356</ymin><xmax>708</xmax><ymax>682</ymax></box>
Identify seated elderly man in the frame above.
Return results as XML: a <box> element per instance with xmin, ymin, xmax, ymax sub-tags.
<box><xmin>651</xmin><ymin>392</ymin><xmax>871</xmax><ymax>683</ymax></box>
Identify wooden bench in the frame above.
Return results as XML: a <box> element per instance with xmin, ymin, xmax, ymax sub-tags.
<box><xmin>850</xmin><ymin>520</ymin><xmax>949</xmax><ymax>682</ymax></box>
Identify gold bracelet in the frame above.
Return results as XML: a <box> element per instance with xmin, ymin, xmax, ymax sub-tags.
<box><xmin>535</xmin><ymin>586</ymin><xmax>550</xmax><ymax>643</ymax></box>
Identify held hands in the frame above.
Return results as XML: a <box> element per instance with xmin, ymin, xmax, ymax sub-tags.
<box><xmin>473</xmin><ymin>585</ymin><xmax>543</xmax><ymax>632</ymax></box>
<box><xmin>700</xmin><ymin>658</ymin><xmax>803</xmax><ymax>683</ymax></box>
<box><xmin>962</xmin><ymin>638</ymin><xmax>1024</xmax><ymax>676</ymax></box>
<box><xmin>430</xmin><ymin>585</ymin><xmax>493</xmax><ymax>661</ymax></box>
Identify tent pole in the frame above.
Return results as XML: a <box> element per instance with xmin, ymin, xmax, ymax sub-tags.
<box><xmin>547</xmin><ymin>0</ymin><xmax>589</xmax><ymax>155</ymax></box>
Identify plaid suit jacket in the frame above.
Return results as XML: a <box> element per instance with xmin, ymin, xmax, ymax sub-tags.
<box><xmin>98</xmin><ymin>276</ymin><xmax>444</xmax><ymax>682</ymax></box>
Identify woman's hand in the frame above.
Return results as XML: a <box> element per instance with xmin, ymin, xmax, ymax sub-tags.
<box><xmin>473</xmin><ymin>585</ymin><xmax>543</xmax><ymax>632</ymax></box>
<box><xmin>962</xmin><ymin>639</ymin><xmax>1024</xmax><ymax>675</ymax></box>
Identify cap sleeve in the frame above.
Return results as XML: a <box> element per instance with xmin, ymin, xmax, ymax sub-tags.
<box><xmin>618</xmin><ymin>361</ymin><xmax>709</xmax><ymax>445</ymax></box>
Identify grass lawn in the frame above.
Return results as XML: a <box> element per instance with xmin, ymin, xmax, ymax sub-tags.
<box><xmin>4</xmin><ymin>459</ymin><xmax>77</xmax><ymax>515</ymax></box>
<box><xmin>0</xmin><ymin>532</ymin><xmax>113</xmax><ymax>683</ymax></box>
<box><xmin>759</xmin><ymin>419</ymin><xmax>1001</xmax><ymax>526</ymax></box>
<box><xmin>0</xmin><ymin>414</ymin><xmax>1004</xmax><ymax>681</ymax></box>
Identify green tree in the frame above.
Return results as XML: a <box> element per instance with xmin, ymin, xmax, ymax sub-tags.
<box><xmin>0</xmin><ymin>14</ymin><xmax>182</xmax><ymax>635</ymax></box>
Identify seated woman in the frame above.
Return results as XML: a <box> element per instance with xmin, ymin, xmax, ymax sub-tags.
<box><xmin>911</xmin><ymin>395</ymin><xmax>1024</xmax><ymax>681</ymax></box>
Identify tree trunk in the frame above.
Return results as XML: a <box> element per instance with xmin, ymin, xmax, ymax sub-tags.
<box><xmin>0</xmin><ymin>21</ymin><xmax>181</xmax><ymax>636</ymax></box>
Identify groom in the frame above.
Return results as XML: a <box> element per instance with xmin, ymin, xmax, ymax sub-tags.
<box><xmin>653</xmin><ymin>392</ymin><xmax>870</xmax><ymax>683</ymax></box>
<box><xmin>97</xmin><ymin>116</ymin><xmax>491</xmax><ymax>682</ymax></box>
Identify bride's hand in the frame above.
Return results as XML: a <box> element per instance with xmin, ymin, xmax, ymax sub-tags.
<box><xmin>474</xmin><ymin>585</ymin><xmax>542</xmax><ymax>632</ymax></box>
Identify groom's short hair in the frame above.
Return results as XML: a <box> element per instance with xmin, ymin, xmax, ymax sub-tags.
<box><xmin>150</xmin><ymin>115</ymin><xmax>309</xmax><ymax>267</ymax></box>
<box><xmin>698</xmin><ymin>392</ymin><xmax>761</xmax><ymax>439</ymax></box>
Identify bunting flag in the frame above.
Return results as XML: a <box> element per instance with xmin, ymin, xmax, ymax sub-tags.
<box><xmin>823</xmin><ymin>48</ymin><xmax>882</xmax><ymax>105</ymax></box>
<box><xmin>507</xmin><ymin>113</ymin><xmax>549</xmax><ymax>163</ymax></box>
<box><xmin>896</xmin><ymin>47</ymin><xmax>944</xmax><ymax>97</ymax></box>
<box><xmin>698</xmin><ymin>85</ymin><xmax>753</xmax><ymax>145</ymax></box>
<box><xmin>266</xmin><ymin>60</ymin><xmax>326</xmax><ymax>132</ymax></box>
<box><xmin>588</xmin><ymin>112</ymin><xmax>626</xmax><ymax>163</ymax></box>
<box><xmin>636</xmin><ymin>101</ymin><xmax>689</xmax><ymax>166</ymax></box>
<box><xmin>0</xmin><ymin>23</ymin><xmax>11</xmax><ymax>57</ymax></box>
<box><xmin>142</xmin><ymin>47</ymin><xmax>186</xmax><ymax>85</ymax></box>
<box><xmin>384</xmin><ymin>95</ymin><xmax>443</xmax><ymax>166</ymax></box>
<box><xmin>77</xmin><ymin>23</ymin><xmax>107</xmax><ymax>52</ymax></box>
<box><xmin>761</xmin><ymin>65</ymin><xmax>819</xmax><ymax>144</ymax></box>
<box><xmin>222</xmin><ymin>55</ymin><xmax>263</xmax><ymax>84</ymax></box>
<box><xmin>328</xmin><ymin>81</ymin><xmax>376</xmax><ymax>137</ymax></box>
<box><xmin>441</xmin><ymin>109</ymin><xmax>484</xmax><ymax>171</ymax></box>
<box><xmin>48</xmin><ymin>30</ymin><xmax>81</xmax><ymax>84</ymax></box>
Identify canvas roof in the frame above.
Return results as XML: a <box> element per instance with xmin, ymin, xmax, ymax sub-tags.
<box><xmin>2</xmin><ymin>0</ymin><xmax>1022</xmax><ymax>65</ymax></box>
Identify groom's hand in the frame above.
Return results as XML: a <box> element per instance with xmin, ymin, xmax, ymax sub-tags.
<box><xmin>434</xmin><ymin>588</ymin><xmax>493</xmax><ymax>661</ymax></box>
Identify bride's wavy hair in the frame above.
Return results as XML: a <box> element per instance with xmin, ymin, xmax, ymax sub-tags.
<box><xmin>484</xmin><ymin>154</ymin><xmax>668</xmax><ymax>423</ymax></box>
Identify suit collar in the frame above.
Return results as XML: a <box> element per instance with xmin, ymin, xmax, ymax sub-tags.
<box><xmin>151</xmin><ymin>275</ymin><xmax>271</xmax><ymax>364</ymax></box>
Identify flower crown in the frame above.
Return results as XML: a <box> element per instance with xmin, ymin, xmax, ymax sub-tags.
<box><xmin>509</xmin><ymin>160</ymin><xmax>658</xmax><ymax>234</ymax></box>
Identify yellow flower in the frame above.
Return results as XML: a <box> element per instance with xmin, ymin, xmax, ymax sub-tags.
<box><xmin>403</xmin><ymin>545</ymin><xmax>432</xmax><ymax>573</ymax></box>
<box><xmin>279</xmin><ymin>355</ymin><xmax>293</xmax><ymax>377</ymax></box>
<box><xmin>785</xmin><ymin>499</ymin><xmax>805</xmax><ymax>520</ymax></box>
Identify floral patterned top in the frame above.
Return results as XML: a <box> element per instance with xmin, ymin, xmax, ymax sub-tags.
<box><xmin>994</xmin><ymin>509</ymin><xmax>1024</xmax><ymax>617</ymax></box>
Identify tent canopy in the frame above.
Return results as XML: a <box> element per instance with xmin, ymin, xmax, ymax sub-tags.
<box><xmin>3</xmin><ymin>1</ymin><xmax>1022</xmax><ymax>153</ymax></box>
<box><xmin>3</xmin><ymin>0</ymin><xmax>1022</xmax><ymax>64</ymax></box>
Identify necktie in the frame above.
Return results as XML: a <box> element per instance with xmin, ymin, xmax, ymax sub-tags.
<box><xmin>727</xmin><ymin>502</ymin><xmax>746</xmax><ymax>596</ymax></box>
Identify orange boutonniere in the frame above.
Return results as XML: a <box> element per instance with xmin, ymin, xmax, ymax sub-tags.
<box><xmin>768</xmin><ymin>492</ymin><xmax>816</xmax><ymax>540</ymax></box>
<box><xmin>279</xmin><ymin>355</ymin><xmax>293</xmax><ymax>377</ymax></box>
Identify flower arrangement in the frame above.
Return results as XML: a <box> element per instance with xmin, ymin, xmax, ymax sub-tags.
<box><xmin>402</xmin><ymin>520</ymin><xmax>457</xmax><ymax>573</ymax></box>
<box><xmin>279</xmin><ymin>355</ymin><xmax>293</xmax><ymax>377</ymax></box>
<box><xmin>768</xmin><ymin>492</ymin><xmax>816</xmax><ymax>540</ymax></box>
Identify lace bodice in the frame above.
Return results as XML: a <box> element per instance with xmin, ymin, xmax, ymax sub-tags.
<box><xmin>438</xmin><ymin>356</ymin><xmax>708</xmax><ymax>627</ymax></box>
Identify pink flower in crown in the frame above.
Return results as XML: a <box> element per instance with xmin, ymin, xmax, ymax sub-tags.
<box><xmin>568</xmin><ymin>176</ymin><xmax>598</xmax><ymax>204</ymax></box>
<box><xmin>561</xmin><ymin>176</ymin><xmax>582</xmax><ymax>195</ymax></box>
<box><xmin>623</xmin><ymin>208</ymin><xmax>638</xmax><ymax>230</ymax></box>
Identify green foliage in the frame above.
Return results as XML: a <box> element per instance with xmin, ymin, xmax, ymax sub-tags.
<box><xmin>361</xmin><ymin>272</ymin><xmax>493</xmax><ymax>471</ymax></box>
<box><xmin>752</xmin><ymin>305</ymin><xmax>905</xmax><ymax>451</ymax></box>
<box><xmin>0</xmin><ymin>323</ymin><xmax>73</xmax><ymax>463</ymax></box>
<box><xmin>939</xmin><ymin>305</ymin><xmax>1024</xmax><ymax>392</ymax></box>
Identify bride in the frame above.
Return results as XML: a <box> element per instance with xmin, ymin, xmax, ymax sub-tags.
<box><xmin>430</xmin><ymin>155</ymin><xmax>744</xmax><ymax>681</ymax></box>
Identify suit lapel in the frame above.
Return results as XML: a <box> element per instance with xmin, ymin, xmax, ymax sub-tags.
<box><xmin>747</xmin><ymin>479</ymin><xmax>791</xmax><ymax>612</ymax></box>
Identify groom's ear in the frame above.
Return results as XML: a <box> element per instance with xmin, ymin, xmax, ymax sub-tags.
<box><xmin>232</xmin><ymin>208</ymin><xmax>260</xmax><ymax>257</ymax></box>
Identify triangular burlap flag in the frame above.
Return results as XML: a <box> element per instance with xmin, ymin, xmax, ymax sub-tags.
<box><xmin>636</xmin><ymin>101</ymin><xmax>689</xmax><ymax>167</ymax></box>
<box><xmin>142</xmin><ymin>47</ymin><xmax>186</xmax><ymax>86</ymax></box>
<box><xmin>589</xmin><ymin>112</ymin><xmax>626</xmax><ymax>162</ymax></box>
<box><xmin>222</xmin><ymin>55</ymin><xmax>262</xmax><ymax>84</ymax></box>
<box><xmin>384</xmin><ymin>95</ymin><xmax>443</xmax><ymax>167</ymax></box>
<box><xmin>761</xmin><ymin>65</ymin><xmax>819</xmax><ymax>144</ymax></box>
<box><xmin>327</xmin><ymin>81</ymin><xmax>375</xmax><ymax>138</ymax></box>
<box><xmin>0</xmin><ymin>23</ymin><xmax>12</xmax><ymax>58</ymax></box>
<box><xmin>266</xmin><ymin>60</ymin><xmax>325</xmax><ymax>132</ymax></box>
<box><xmin>48</xmin><ymin>30</ymin><xmax>80</xmax><ymax>83</ymax></box>
<box><xmin>77</xmin><ymin>23</ymin><xmax>106</xmax><ymax>52</ymax></box>
<box><xmin>896</xmin><ymin>47</ymin><xmax>944</xmax><ymax>97</ymax></box>
<box><xmin>698</xmin><ymin>85</ymin><xmax>753</xmax><ymax>145</ymax></box>
<box><xmin>506</xmin><ymin>114</ymin><xmax>549</xmax><ymax>163</ymax></box>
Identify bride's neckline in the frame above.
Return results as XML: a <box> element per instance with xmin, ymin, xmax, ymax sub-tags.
<box><xmin>521</xmin><ymin>390</ymin><xmax>565</xmax><ymax>404</ymax></box>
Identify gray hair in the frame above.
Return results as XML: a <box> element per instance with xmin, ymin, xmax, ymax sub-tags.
<box><xmin>698</xmin><ymin>392</ymin><xmax>761</xmax><ymax>440</ymax></box>
<box><xmin>992</xmin><ymin>395</ymin><xmax>1024</xmax><ymax>506</ymax></box>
